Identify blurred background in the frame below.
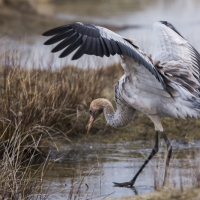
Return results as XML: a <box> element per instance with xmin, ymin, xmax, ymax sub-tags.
<box><xmin>0</xmin><ymin>0</ymin><xmax>200</xmax><ymax>68</ymax></box>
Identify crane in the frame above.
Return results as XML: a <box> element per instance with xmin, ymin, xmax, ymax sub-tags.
<box><xmin>42</xmin><ymin>21</ymin><xmax>200</xmax><ymax>187</ymax></box>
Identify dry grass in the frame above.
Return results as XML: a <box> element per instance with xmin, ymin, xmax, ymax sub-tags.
<box><xmin>0</xmin><ymin>51</ymin><xmax>123</xmax><ymax>142</ymax></box>
<box><xmin>0</xmin><ymin>50</ymin><xmax>122</xmax><ymax>198</ymax></box>
<box><xmin>0</xmin><ymin>121</ymin><xmax>51</xmax><ymax>199</ymax></box>
<box><xmin>1</xmin><ymin>49</ymin><xmax>200</xmax><ymax>145</ymax></box>
<box><xmin>1</xmin><ymin>47</ymin><xmax>200</xmax><ymax>198</ymax></box>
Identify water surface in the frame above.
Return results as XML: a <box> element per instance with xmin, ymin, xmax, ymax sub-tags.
<box><xmin>1</xmin><ymin>0</ymin><xmax>200</xmax><ymax>69</ymax></box>
<box><xmin>44</xmin><ymin>139</ymin><xmax>200</xmax><ymax>199</ymax></box>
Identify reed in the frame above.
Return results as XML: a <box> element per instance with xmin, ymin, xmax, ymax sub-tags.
<box><xmin>1</xmin><ymin>48</ymin><xmax>200</xmax><ymax>199</ymax></box>
<box><xmin>0</xmin><ymin>121</ymin><xmax>51</xmax><ymax>199</ymax></box>
<box><xmin>0</xmin><ymin>50</ymin><xmax>122</xmax><ymax>198</ymax></box>
<box><xmin>0</xmin><ymin>54</ymin><xmax>123</xmax><ymax>142</ymax></box>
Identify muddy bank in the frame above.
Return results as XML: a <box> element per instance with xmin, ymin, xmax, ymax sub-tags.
<box><xmin>108</xmin><ymin>187</ymin><xmax>200</xmax><ymax>200</ymax></box>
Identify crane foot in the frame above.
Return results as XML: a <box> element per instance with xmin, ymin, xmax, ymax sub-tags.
<box><xmin>113</xmin><ymin>181</ymin><xmax>134</xmax><ymax>188</ymax></box>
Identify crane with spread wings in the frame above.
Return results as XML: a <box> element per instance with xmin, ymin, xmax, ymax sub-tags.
<box><xmin>42</xmin><ymin>21</ymin><xmax>200</xmax><ymax>187</ymax></box>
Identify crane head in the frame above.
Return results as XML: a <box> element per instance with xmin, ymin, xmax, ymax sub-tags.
<box><xmin>86</xmin><ymin>99</ymin><xmax>104</xmax><ymax>133</ymax></box>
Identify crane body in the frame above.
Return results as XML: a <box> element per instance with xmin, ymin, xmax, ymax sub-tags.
<box><xmin>43</xmin><ymin>21</ymin><xmax>200</xmax><ymax>187</ymax></box>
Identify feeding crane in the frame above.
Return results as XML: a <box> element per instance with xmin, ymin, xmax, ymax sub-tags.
<box><xmin>42</xmin><ymin>21</ymin><xmax>200</xmax><ymax>187</ymax></box>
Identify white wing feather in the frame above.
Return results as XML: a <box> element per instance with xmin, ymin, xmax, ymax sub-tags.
<box><xmin>153</xmin><ymin>22</ymin><xmax>200</xmax><ymax>98</ymax></box>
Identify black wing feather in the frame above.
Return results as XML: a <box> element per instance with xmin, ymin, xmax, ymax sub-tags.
<box><xmin>110</xmin><ymin>40</ymin><xmax>122</xmax><ymax>54</ymax></box>
<box><xmin>43</xmin><ymin>22</ymin><xmax>166</xmax><ymax>91</ymax></box>
<box><xmin>84</xmin><ymin>37</ymin><xmax>93</xmax><ymax>55</ymax></box>
<box><xmin>59</xmin><ymin>34</ymin><xmax>82</xmax><ymax>58</ymax></box>
<box><xmin>91</xmin><ymin>38</ymin><xmax>102</xmax><ymax>56</ymax></box>
<box><xmin>102</xmin><ymin>38</ymin><xmax>114</xmax><ymax>55</ymax></box>
<box><xmin>99</xmin><ymin>37</ymin><xmax>109</xmax><ymax>57</ymax></box>
<box><xmin>42</xmin><ymin>25</ymin><xmax>71</xmax><ymax>36</ymax></box>
<box><xmin>89</xmin><ymin>38</ymin><xmax>99</xmax><ymax>55</ymax></box>
<box><xmin>96</xmin><ymin>39</ymin><xmax>104</xmax><ymax>57</ymax></box>
<box><xmin>51</xmin><ymin>32</ymin><xmax>77</xmax><ymax>53</ymax></box>
<box><xmin>72</xmin><ymin>35</ymin><xmax>88</xmax><ymax>59</ymax></box>
<box><xmin>44</xmin><ymin>30</ymin><xmax>74</xmax><ymax>45</ymax></box>
<box><xmin>118</xmin><ymin>42</ymin><xmax>130</xmax><ymax>56</ymax></box>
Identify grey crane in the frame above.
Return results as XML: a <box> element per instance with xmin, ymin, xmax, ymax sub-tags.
<box><xmin>42</xmin><ymin>21</ymin><xmax>200</xmax><ymax>187</ymax></box>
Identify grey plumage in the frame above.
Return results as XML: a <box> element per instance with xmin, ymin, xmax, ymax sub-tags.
<box><xmin>43</xmin><ymin>21</ymin><xmax>166</xmax><ymax>88</ymax></box>
<box><xmin>42</xmin><ymin>20</ymin><xmax>200</xmax><ymax>187</ymax></box>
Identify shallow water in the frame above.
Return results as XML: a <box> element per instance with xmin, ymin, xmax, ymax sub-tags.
<box><xmin>1</xmin><ymin>2</ymin><xmax>200</xmax><ymax>197</ymax></box>
<box><xmin>44</xmin><ymin>139</ymin><xmax>200</xmax><ymax>199</ymax></box>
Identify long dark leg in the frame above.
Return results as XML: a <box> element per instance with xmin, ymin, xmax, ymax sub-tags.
<box><xmin>114</xmin><ymin>131</ymin><xmax>159</xmax><ymax>187</ymax></box>
<box><xmin>161</xmin><ymin>131</ymin><xmax>172</xmax><ymax>186</ymax></box>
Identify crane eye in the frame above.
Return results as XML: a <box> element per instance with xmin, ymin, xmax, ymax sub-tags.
<box><xmin>89</xmin><ymin>110</ymin><xmax>92</xmax><ymax>115</ymax></box>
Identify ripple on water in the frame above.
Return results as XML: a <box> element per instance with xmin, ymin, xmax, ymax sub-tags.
<box><xmin>43</xmin><ymin>140</ymin><xmax>200</xmax><ymax>199</ymax></box>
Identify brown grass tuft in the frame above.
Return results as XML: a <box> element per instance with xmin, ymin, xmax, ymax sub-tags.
<box><xmin>0</xmin><ymin>54</ymin><xmax>122</xmax><ymax>141</ymax></box>
<box><xmin>0</xmin><ymin>121</ymin><xmax>51</xmax><ymax>199</ymax></box>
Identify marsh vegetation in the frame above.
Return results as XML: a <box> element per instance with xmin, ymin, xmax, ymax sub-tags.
<box><xmin>1</xmin><ymin>0</ymin><xmax>200</xmax><ymax>199</ymax></box>
<box><xmin>1</xmin><ymin>50</ymin><xmax>200</xmax><ymax>199</ymax></box>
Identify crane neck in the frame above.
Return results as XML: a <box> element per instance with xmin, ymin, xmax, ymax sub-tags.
<box><xmin>99</xmin><ymin>98</ymin><xmax>135</xmax><ymax>128</ymax></box>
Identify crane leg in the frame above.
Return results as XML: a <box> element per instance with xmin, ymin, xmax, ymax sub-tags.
<box><xmin>113</xmin><ymin>131</ymin><xmax>159</xmax><ymax>187</ymax></box>
<box><xmin>161</xmin><ymin>131</ymin><xmax>172</xmax><ymax>186</ymax></box>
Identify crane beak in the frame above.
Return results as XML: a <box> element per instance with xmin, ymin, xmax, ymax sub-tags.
<box><xmin>86</xmin><ymin>116</ymin><xmax>94</xmax><ymax>134</ymax></box>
